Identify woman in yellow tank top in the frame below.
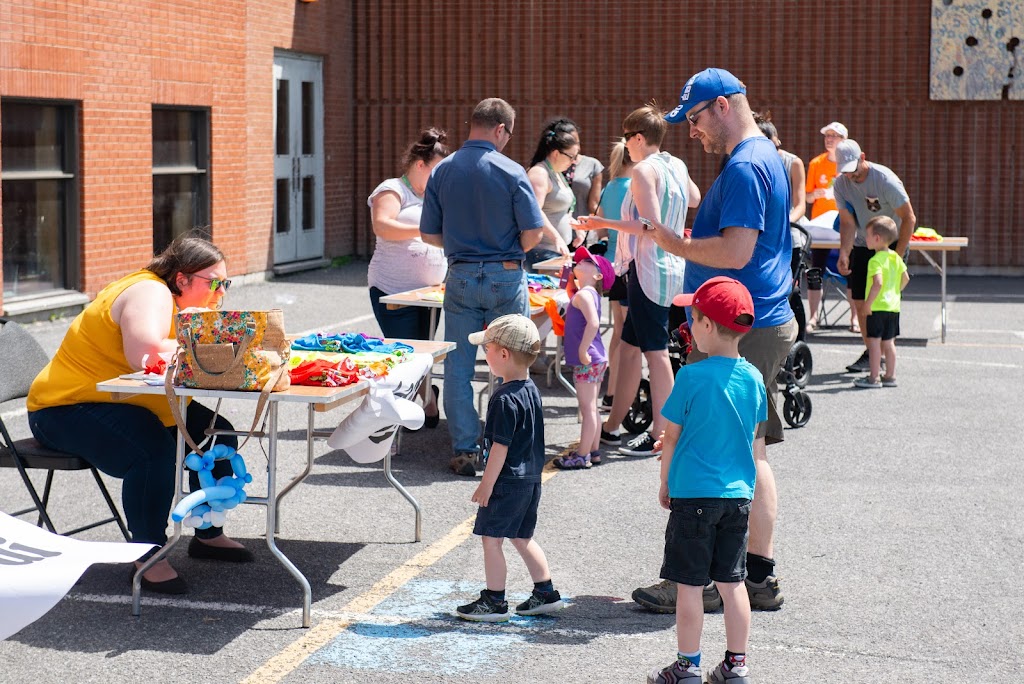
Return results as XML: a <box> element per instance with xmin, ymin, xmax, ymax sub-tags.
<box><xmin>27</xmin><ymin>234</ymin><xmax>252</xmax><ymax>594</ymax></box>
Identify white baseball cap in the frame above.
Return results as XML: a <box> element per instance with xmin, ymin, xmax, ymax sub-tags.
<box><xmin>820</xmin><ymin>121</ymin><xmax>848</xmax><ymax>138</ymax></box>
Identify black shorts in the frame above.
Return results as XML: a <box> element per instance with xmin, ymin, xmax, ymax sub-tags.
<box><xmin>606</xmin><ymin>273</ymin><xmax>628</xmax><ymax>303</ymax></box>
<box><xmin>866</xmin><ymin>310</ymin><xmax>900</xmax><ymax>340</ymax></box>
<box><xmin>621</xmin><ymin>261</ymin><xmax>670</xmax><ymax>352</ymax></box>
<box><xmin>660</xmin><ymin>497</ymin><xmax>751</xmax><ymax>586</ymax></box>
<box><xmin>849</xmin><ymin>245</ymin><xmax>874</xmax><ymax>300</ymax></box>
<box><xmin>473</xmin><ymin>480</ymin><xmax>541</xmax><ymax>539</ymax></box>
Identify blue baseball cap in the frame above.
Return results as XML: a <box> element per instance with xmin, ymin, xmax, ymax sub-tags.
<box><xmin>665</xmin><ymin>68</ymin><xmax>747</xmax><ymax>124</ymax></box>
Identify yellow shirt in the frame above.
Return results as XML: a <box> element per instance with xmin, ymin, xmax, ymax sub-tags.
<box><xmin>27</xmin><ymin>269</ymin><xmax>178</xmax><ymax>426</ymax></box>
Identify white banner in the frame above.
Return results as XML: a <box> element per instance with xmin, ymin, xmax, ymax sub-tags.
<box><xmin>0</xmin><ymin>512</ymin><xmax>153</xmax><ymax>640</ymax></box>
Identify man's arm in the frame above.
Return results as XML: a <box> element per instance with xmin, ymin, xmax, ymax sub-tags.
<box><xmin>519</xmin><ymin>226</ymin><xmax>544</xmax><ymax>252</ymax></box>
<box><xmin>421</xmin><ymin>232</ymin><xmax>444</xmax><ymax>248</ymax></box>
<box><xmin>648</xmin><ymin>221</ymin><xmax>759</xmax><ymax>270</ymax></box>
<box><xmin>836</xmin><ymin>205</ymin><xmax>857</xmax><ymax>275</ymax></box>
<box><xmin>419</xmin><ymin>175</ymin><xmax>444</xmax><ymax>248</ymax></box>
<box><xmin>893</xmin><ymin>201</ymin><xmax>916</xmax><ymax>259</ymax></box>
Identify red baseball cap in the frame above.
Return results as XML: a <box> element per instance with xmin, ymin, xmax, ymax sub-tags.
<box><xmin>672</xmin><ymin>276</ymin><xmax>754</xmax><ymax>332</ymax></box>
<box><xmin>573</xmin><ymin>246</ymin><xmax>616</xmax><ymax>288</ymax></box>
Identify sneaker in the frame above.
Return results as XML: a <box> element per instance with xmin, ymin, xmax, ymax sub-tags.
<box><xmin>648</xmin><ymin>657</ymin><xmax>703</xmax><ymax>684</ymax></box>
<box><xmin>632</xmin><ymin>579</ymin><xmax>723</xmax><ymax>613</ymax></box>
<box><xmin>599</xmin><ymin>395</ymin><xmax>614</xmax><ymax>413</ymax></box>
<box><xmin>456</xmin><ymin>590</ymin><xmax>509</xmax><ymax>622</ymax></box>
<box><xmin>707</xmin><ymin>660</ymin><xmax>751</xmax><ymax>683</ymax></box>
<box><xmin>552</xmin><ymin>451</ymin><xmax>591</xmax><ymax>470</ymax></box>
<box><xmin>600</xmin><ymin>427</ymin><xmax>621</xmax><ymax>446</ymax></box>
<box><xmin>514</xmin><ymin>588</ymin><xmax>564</xmax><ymax>616</ymax></box>
<box><xmin>745</xmin><ymin>574</ymin><xmax>784</xmax><ymax>611</ymax></box>
<box><xmin>845</xmin><ymin>350</ymin><xmax>870</xmax><ymax>373</ymax></box>
<box><xmin>853</xmin><ymin>376</ymin><xmax>882</xmax><ymax>389</ymax></box>
<box><xmin>881</xmin><ymin>375</ymin><xmax>897</xmax><ymax>387</ymax></box>
<box><xmin>588</xmin><ymin>450</ymin><xmax>602</xmax><ymax>466</ymax></box>
<box><xmin>619</xmin><ymin>431</ymin><xmax>660</xmax><ymax>457</ymax></box>
<box><xmin>449</xmin><ymin>452</ymin><xmax>479</xmax><ymax>477</ymax></box>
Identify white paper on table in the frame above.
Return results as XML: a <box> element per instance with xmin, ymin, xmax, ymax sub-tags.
<box><xmin>0</xmin><ymin>512</ymin><xmax>154</xmax><ymax>641</ymax></box>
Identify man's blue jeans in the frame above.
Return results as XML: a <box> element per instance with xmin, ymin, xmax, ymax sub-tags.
<box><xmin>442</xmin><ymin>262</ymin><xmax>529</xmax><ymax>454</ymax></box>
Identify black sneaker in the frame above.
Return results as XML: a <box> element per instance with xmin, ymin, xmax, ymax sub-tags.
<box><xmin>600</xmin><ymin>427</ymin><xmax>621</xmax><ymax>446</ymax></box>
<box><xmin>845</xmin><ymin>350</ymin><xmax>870</xmax><ymax>373</ymax></box>
<box><xmin>514</xmin><ymin>588</ymin><xmax>565</xmax><ymax>616</ymax></box>
<box><xmin>456</xmin><ymin>590</ymin><xmax>509</xmax><ymax>622</ymax></box>
<box><xmin>619</xmin><ymin>431</ymin><xmax>660</xmax><ymax>457</ymax></box>
<box><xmin>599</xmin><ymin>395</ymin><xmax>614</xmax><ymax>413</ymax></box>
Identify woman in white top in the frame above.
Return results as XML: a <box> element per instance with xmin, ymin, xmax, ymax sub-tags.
<box><xmin>367</xmin><ymin>127</ymin><xmax>450</xmax><ymax>425</ymax></box>
<box><xmin>524</xmin><ymin>127</ymin><xmax>579</xmax><ymax>270</ymax></box>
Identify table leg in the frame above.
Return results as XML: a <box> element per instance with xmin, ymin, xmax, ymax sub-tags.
<box><xmin>264</xmin><ymin>402</ymin><xmax>312</xmax><ymax>628</ymax></box>
<box><xmin>273</xmin><ymin>405</ymin><xmax>316</xmax><ymax>535</ymax></box>
<box><xmin>553</xmin><ymin>335</ymin><xmax>576</xmax><ymax>396</ymax></box>
<box><xmin>133</xmin><ymin>394</ymin><xmax>188</xmax><ymax>617</ymax></box>
<box><xmin>383</xmin><ymin>446</ymin><xmax>422</xmax><ymax>542</ymax></box>
<box><xmin>941</xmin><ymin>251</ymin><xmax>948</xmax><ymax>343</ymax></box>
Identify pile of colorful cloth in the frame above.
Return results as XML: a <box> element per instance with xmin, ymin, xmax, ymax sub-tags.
<box><xmin>288</xmin><ymin>333</ymin><xmax>415</xmax><ymax>387</ymax></box>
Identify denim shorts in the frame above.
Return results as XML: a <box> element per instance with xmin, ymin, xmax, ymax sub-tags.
<box><xmin>660</xmin><ymin>497</ymin><xmax>751</xmax><ymax>586</ymax></box>
<box><xmin>866</xmin><ymin>310</ymin><xmax>900</xmax><ymax>340</ymax></box>
<box><xmin>473</xmin><ymin>480</ymin><xmax>542</xmax><ymax>539</ymax></box>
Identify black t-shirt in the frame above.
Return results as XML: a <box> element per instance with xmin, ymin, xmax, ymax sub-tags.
<box><xmin>483</xmin><ymin>378</ymin><xmax>545</xmax><ymax>483</ymax></box>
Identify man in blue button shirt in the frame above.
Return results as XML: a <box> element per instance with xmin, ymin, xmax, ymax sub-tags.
<box><xmin>420</xmin><ymin>97</ymin><xmax>546</xmax><ymax>477</ymax></box>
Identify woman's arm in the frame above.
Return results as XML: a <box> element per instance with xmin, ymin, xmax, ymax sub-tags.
<box><xmin>371</xmin><ymin>190</ymin><xmax>422</xmax><ymax>241</ymax></box>
<box><xmin>528</xmin><ymin>165</ymin><xmax>569</xmax><ymax>253</ymax></box>
<box><xmin>112</xmin><ymin>280</ymin><xmax>178</xmax><ymax>370</ymax></box>
<box><xmin>789</xmin><ymin>157</ymin><xmax>807</xmax><ymax>223</ymax></box>
<box><xmin>587</xmin><ymin>172</ymin><xmax>603</xmax><ymax>216</ymax></box>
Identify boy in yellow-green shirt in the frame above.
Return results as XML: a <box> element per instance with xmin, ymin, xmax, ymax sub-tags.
<box><xmin>854</xmin><ymin>216</ymin><xmax>909</xmax><ymax>389</ymax></box>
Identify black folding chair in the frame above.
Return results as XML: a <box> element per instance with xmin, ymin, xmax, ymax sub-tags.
<box><xmin>0</xmin><ymin>318</ymin><xmax>129</xmax><ymax>540</ymax></box>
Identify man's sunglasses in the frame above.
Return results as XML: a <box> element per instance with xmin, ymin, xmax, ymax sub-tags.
<box><xmin>192</xmin><ymin>274</ymin><xmax>232</xmax><ymax>292</ymax></box>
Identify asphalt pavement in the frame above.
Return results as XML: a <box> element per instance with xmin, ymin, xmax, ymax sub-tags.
<box><xmin>1</xmin><ymin>262</ymin><xmax>1022</xmax><ymax>683</ymax></box>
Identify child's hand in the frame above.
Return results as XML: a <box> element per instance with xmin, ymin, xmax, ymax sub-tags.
<box><xmin>653</xmin><ymin>431</ymin><xmax>665</xmax><ymax>460</ymax></box>
<box><xmin>658</xmin><ymin>481</ymin><xmax>671</xmax><ymax>510</ymax></box>
<box><xmin>579</xmin><ymin>349</ymin><xmax>591</xmax><ymax>365</ymax></box>
<box><xmin>471</xmin><ymin>482</ymin><xmax>494</xmax><ymax>508</ymax></box>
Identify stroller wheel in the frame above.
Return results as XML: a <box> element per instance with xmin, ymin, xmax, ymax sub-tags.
<box><xmin>783</xmin><ymin>391</ymin><xmax>812</xmax><ymax>428</ymax></box>
<box><xmin>787</xmin><ymin>341</ymin><xmax>813</xmax><ymax>389</ymax></box>
<box><xmin>622</xmin><ymin>378</ymin><xmax>653</xmax><ymax>434</ymax></box>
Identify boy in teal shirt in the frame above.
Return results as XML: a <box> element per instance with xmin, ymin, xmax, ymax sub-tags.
<box><xmin>648</xmin><ymin>276</ymin><xmax>766</xmax><ymax>684</ymax></box>
<box><xmin>854</xmin><ymin>216</ymin><xmax>910</xmax><ymax>389</ymax></box>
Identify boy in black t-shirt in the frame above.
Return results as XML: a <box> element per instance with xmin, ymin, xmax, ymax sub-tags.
<box><xmin>455</xmin><ymin>314</ymin><xmax>565</xmax><ymax>622</ymax></box>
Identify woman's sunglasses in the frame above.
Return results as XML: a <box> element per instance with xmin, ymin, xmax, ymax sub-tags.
<box><xmin>191</xmin><ymin>274</ymin><xmax>232</xmax><ymax>292</ymax></box>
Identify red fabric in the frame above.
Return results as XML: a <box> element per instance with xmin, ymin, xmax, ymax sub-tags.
<box><xmin>288</xmin><ymin>357</ymin><xmax>361</xmax><ymax>387</ymax></box>
<box><xmin>144</xmin><ymin>359</ymin><xmax>167</xmax><ymax>375</ymax></box>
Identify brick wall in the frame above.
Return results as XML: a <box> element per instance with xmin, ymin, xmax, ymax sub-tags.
<box><xmin>350</xmin><ymin>0</ymin><xmax>1022</xmax><ymax>270</ymax></box>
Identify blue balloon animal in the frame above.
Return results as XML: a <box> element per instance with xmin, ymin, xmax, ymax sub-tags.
<box><xmin>171</xmin><ymin>444</ymin><xmax>252</xmax><ymax>529</ymax></box>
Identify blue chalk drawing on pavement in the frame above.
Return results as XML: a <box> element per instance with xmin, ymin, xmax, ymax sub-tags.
<box><xmin>307</xmin><ymin>579</ymin><xmax>569</xmax><ymax>675</ymax></box>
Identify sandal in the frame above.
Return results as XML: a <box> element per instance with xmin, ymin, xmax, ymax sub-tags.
<box><xmin>552</xmin><ymin>451</ymin><xmax>591</xmax><ymax>470</ymax></box>
<box><xmin>848</xmin><ymin>322</ymin><xmax>860</xmax><ymax>334</ymax></box>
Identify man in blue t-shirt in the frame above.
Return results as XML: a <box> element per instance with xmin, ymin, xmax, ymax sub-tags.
<box><xmin>636</xmin><ymin>68</ymin><xmax>797</xmax><ymax>617</ymax></box>
<box><xmin>420</xmin><ymin>98</ymin><xmax>546</xmax><ymax>477</ymax></box>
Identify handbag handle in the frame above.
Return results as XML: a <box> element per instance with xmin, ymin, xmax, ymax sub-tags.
<box><xmin>181</xmin><ymin>324</ymin><xmax>255</xmax><ymax>377</ymax></box>
<box><xmin>164</xmin><ymin>351</ymin><xmax>286</xmax><ymax>455</ymax></box>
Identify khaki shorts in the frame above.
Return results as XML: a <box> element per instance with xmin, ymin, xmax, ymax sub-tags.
<box><xmin>685</xmin><ymin>318</ymin><xmax>798</xmax><ymax>445</ymax></box>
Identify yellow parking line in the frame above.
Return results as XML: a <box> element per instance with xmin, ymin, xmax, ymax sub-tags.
<box><xmin>242</xmin><ymin>466</ymin><xmax>561</xmax><ymax>683</ymax></box>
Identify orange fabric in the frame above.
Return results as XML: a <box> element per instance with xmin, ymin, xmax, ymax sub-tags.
<box><xmin>806</xmin><ymin>153</ymin><xmax>838</xmax><ymax>219</ymax></box>
<box><xmin>543</xmin><ymin>298</ymin><xmax>565</xmax><ymax>336</ymax></box>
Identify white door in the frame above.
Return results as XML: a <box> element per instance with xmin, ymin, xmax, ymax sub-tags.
<box><xmin>273</xmin><ymin>53</ymin><xmax>324</xmax><ymax>264</ymax></box>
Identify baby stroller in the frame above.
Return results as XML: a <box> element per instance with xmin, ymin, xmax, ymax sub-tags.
<box><xmin>622</xmin><ymin>227</ymin><xmax>814</xmax><ymax>432</ymax></box>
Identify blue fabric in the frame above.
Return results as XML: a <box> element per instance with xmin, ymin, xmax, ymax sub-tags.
<box><xmin>599</xmin><ymin>176</ymin><xmax>632</xmax><ymax>261</ymax></box>
<box><xmin>684</xmin><ymin>136</ymin><xmax>793</xmax><ymax>328</ymax></box>
<box><xmin>442</xmin><ymin>262</ymin><xmax>530</xmax><ymax>453</ymax></box>
<box><xmin>660</xmin><ymin>356</ymin><xmax>767</xmax><ymax>499</ymax></box>
<box><xmin>420</xmin><ymin>140</ymin><xmax>545</xmax><ymax>263</ymax></box>
<box><xmin>291</xmin><ymin>332</ymin><xmax>414</xmax><ymax>355</ymax></box>
<box><xmin>28</xmin><ymin>401</ymin><xmax>236</xmax><ymax>545</ymax></box>
<box><xmin>483</xmin><ymin>378</ymin><xmax>545</xmax><ymax>483</ymax></box>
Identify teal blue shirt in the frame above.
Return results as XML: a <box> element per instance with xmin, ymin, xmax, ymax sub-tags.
<box><xmin>660</xmin><ymin>356</ymin><xmax>767</xmax><ymax>499</ymax></box>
